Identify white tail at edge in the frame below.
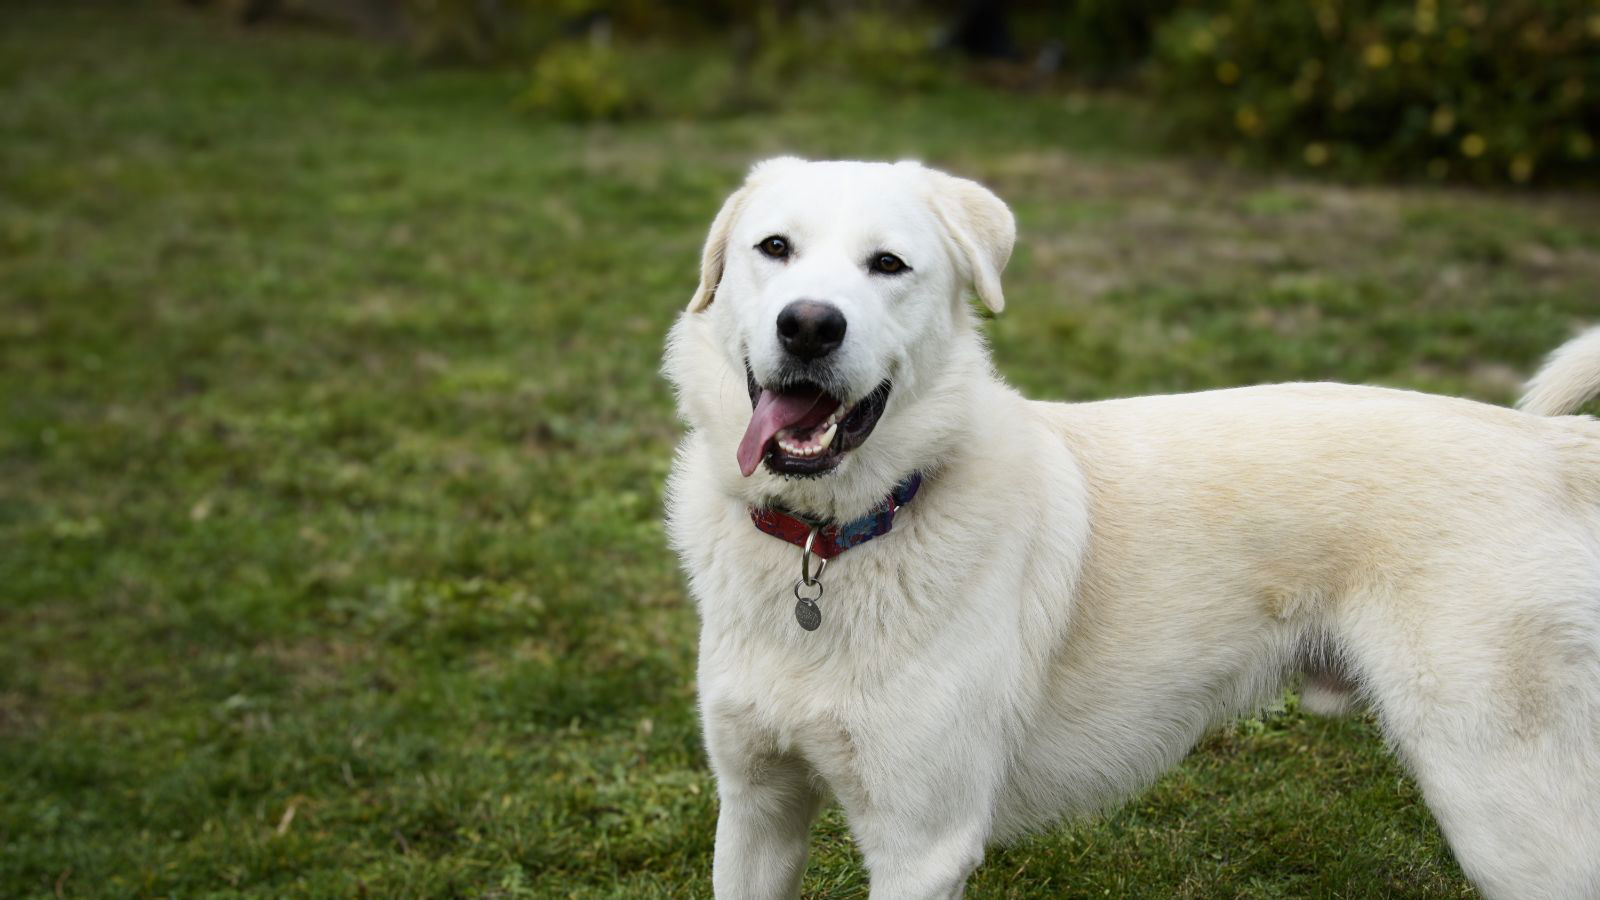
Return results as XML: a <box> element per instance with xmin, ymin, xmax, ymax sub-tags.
<box><xmin>1519</xmin><ymin>327</ymin><xmax>1600</xmax><ymax>417</ymax></box>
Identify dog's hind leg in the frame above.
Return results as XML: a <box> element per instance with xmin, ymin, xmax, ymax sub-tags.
<box><xmin>1299</xmin><ymin>674</ymin><xmax>1357</xmax><ymax>717</ymax></box>
<box><xmin>1299</xmin><ymin>641</ymin><xmax>1359</xmax><ymax>717</ymax></box>
<box><xmin>1342</xmin><ymin>579</ymin><xmax>1600</xmax><ymax>899</ymax></box>
<box><xmin>1389</xmin><ymin>729</ymin><xmax>1600</xmax><ymax>899</ymax></box>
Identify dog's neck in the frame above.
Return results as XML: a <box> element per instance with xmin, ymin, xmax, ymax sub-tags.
<box><xmin>749</xmin><ymin>471</ymin><xmax>924</xmax><ymax>557</ymax></box>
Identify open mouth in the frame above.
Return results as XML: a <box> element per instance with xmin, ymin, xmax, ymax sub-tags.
<box><xmin>737</xmin><ymin>363</ymin><xmax>891</xmax><ymax>478</ymax></box>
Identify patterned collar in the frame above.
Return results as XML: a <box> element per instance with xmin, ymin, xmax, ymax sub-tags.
<box><xmin>748</xmin><ymin>473</ymin><xmax>923</xmax><ymax>560</ymax></box>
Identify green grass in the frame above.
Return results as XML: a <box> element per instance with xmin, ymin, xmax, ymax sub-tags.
<box><xmin>3</xmin><ymin>4</ymin><xmax>1598</xmax><ymax>897</ymax></box>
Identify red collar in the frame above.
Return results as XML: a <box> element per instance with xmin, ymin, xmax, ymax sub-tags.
<box><xmin>748</xmin><ymin>474</ymin><xmax>923</xmax><ymax>560</ymax></box>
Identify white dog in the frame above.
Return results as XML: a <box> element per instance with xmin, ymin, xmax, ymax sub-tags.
<box><xmin>663</xmin><ymin>157</ymin><xmax>1600</xmax><ymax>899</ymax></box>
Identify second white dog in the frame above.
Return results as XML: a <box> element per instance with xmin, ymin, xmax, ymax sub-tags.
<box><xmin>664</xmin><ymin>157</ymin><xmax>1600</xmax><ymax>899</ymax></box>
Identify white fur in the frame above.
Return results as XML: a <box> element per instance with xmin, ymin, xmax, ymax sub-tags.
<box><xmin>663</xmin><ymin>159</ymin><xmax>1600</xmax><ymax>899</ymax></box>
<box><xmin>1521</xmin><ymin>326</ymin><xmax>1600</xmax><ymax>417</ymax></box>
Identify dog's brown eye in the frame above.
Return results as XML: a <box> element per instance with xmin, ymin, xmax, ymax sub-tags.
<box><xmin>870</xmin><ymin>253</ymin><xmax>908</xmax><ymax>275</ymax></box>
<box><xmin>758</xmin><ymin>236</ymin><xmax>790</xmax><ymax>259</ymax></box>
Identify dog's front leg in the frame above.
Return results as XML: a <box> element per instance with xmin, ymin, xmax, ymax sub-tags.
<box><xmin>861</xmin><ymin>822</ymin><xmax>987</xmax><ymax>900</ymax></box>
<box><xmin>704</xmin><ymin>700</ymin><xmax>824</xmax><ymax>900</ymax></box>
<box><xmin>711</xmin><ymin>755</ymin><xmax>823</xmax><ymax>899</ymax></box>
<box><xmin>849</xmin><ymin>789</ymin><xmax>991</xmax><ymax>900</ymax></box>
<box><xmin>846</xmin><ymin>734</ymin><xmax>1002</xmax><ymax>900</ymax></box>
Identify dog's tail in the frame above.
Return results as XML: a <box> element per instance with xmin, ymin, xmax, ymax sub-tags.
<box><xmin>1518</xmin><ymin>327</ymin><xmax>1600</xmax><ymax>417</ymax></box>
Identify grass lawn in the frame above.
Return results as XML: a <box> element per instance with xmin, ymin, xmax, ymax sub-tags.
<box><xmin>4</xmin><ymin>3</ymin><xmax>1599</xmax><ymax>896</ymax></box>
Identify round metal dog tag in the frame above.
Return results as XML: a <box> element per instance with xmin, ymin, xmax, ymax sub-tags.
<box><xmin>794</xmin><ymin>597</ymin><xmax>821</xmax><ymax>631</ymax></box>
<box><xmin>793</xmin><ymin>579</ymin><xmax>823</xmax><ymax>631</ymax></box>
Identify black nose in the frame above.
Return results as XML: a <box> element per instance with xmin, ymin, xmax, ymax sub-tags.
<box><xmin>777</xmin><ymin>300</ymin><xmax>847</xmax><ymax>360</ymax></box>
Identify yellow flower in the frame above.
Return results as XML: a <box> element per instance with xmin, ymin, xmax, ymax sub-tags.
<box><xmin>1363</xmin><ymin>43</ymin><xmax>1393</xmax><ymax>67</ymax></box>
<box><xmin>1430</xmin><ymin>107</ymin><xmax>1455</xmax><ymax>135</ymax></box>
<box><xmin>1215</xmin><ymin>61</ymin><xmax>1241</xmax><ymax>85</ymax></box>
<box><xmin>1235</xmin><ymin>105</ymin><xmax>1264</xmax><ymax>136</ymax></box>
<box><xmin>1509</xmin><ymin>155</ymin><xmax>1535</xmax><ymax>183</ymax></box>
<box><xmin>1460</xmin><ymin>134</ymin><xmax>1486</xmax><ymax>158</ymax></box>
<box><xmin>1315</xmin><ymin>5</ymin><xmax>1339</xmax><ymax>35</ymax></box>
<box><xmin>1303</xmin><ymin>143</ymin><xmax>1330</xmax><ymax>166</ymax></box>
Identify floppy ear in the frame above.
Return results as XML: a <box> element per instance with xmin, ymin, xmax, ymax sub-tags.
<box><xmin>686</xmin><ymin>156</ymin><xmax>806</xmax><ymax>313</ymax></box>
<box><xmin>685</xmin><ymin>184</ymin><xmax>750</xmax><ymax>313</ymax></box>
<box><xmin>925</xmin><ymin>169</ymin><xmax>1016</xmax><ymax>314</ymax></box>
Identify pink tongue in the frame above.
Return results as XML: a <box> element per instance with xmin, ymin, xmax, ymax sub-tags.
<box><xmin>737</xmin><ymin>388</ymin><xmax>832</xmax><ymax>477</ymax></box>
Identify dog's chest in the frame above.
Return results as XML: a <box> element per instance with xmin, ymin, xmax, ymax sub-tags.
<box><xmin>703</xmin><ymin>639</ymin><xmax>879</xmax><ymax>790</ymax></box>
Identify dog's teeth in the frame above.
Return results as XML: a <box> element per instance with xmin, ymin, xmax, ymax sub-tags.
<box><xmin>819</xmin><ymin>422</ymin><xmax>838</xmax><ymax>448</ymax></box>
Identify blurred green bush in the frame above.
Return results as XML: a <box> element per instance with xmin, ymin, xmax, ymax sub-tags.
<box><xmin>1020</xmin><ymin>0</ymin><xmax>1181</xmax><ymax>80</ymax></box>
<box><xmin>749</xmin><ymin>7</ymin><xmax>951</xmax><ymax>94</ymax></box>
<box><xmin>519</xmin><ymin>39</ymin><xmax>639</xmax><ymax>121</ymax></box>
<box><xmin>232</xmin><ymin>0</ymin><xmax>1598</xmax><ymax>183</ymax></box>
<box><xmin>1150</xmin><ymin>0</ymin><xmax>1599</xmax><ymax>183</ymax></box>
<box><xmin>517</xmin><ymin>5</ymin><xmax>952</xmax><ymax>124</ymax></box>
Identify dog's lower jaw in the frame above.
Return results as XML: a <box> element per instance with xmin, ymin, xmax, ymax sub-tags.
<box><xmin>737</xmin><ymin>362</ymin><xmax>987</xmax><ymax>524</ymax></box>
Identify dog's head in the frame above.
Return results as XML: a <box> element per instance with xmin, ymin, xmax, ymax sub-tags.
<box><xmin>665</xmin><ymin>158</ymin><xmax>1014</xmax><ymax>516</ymax></box>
